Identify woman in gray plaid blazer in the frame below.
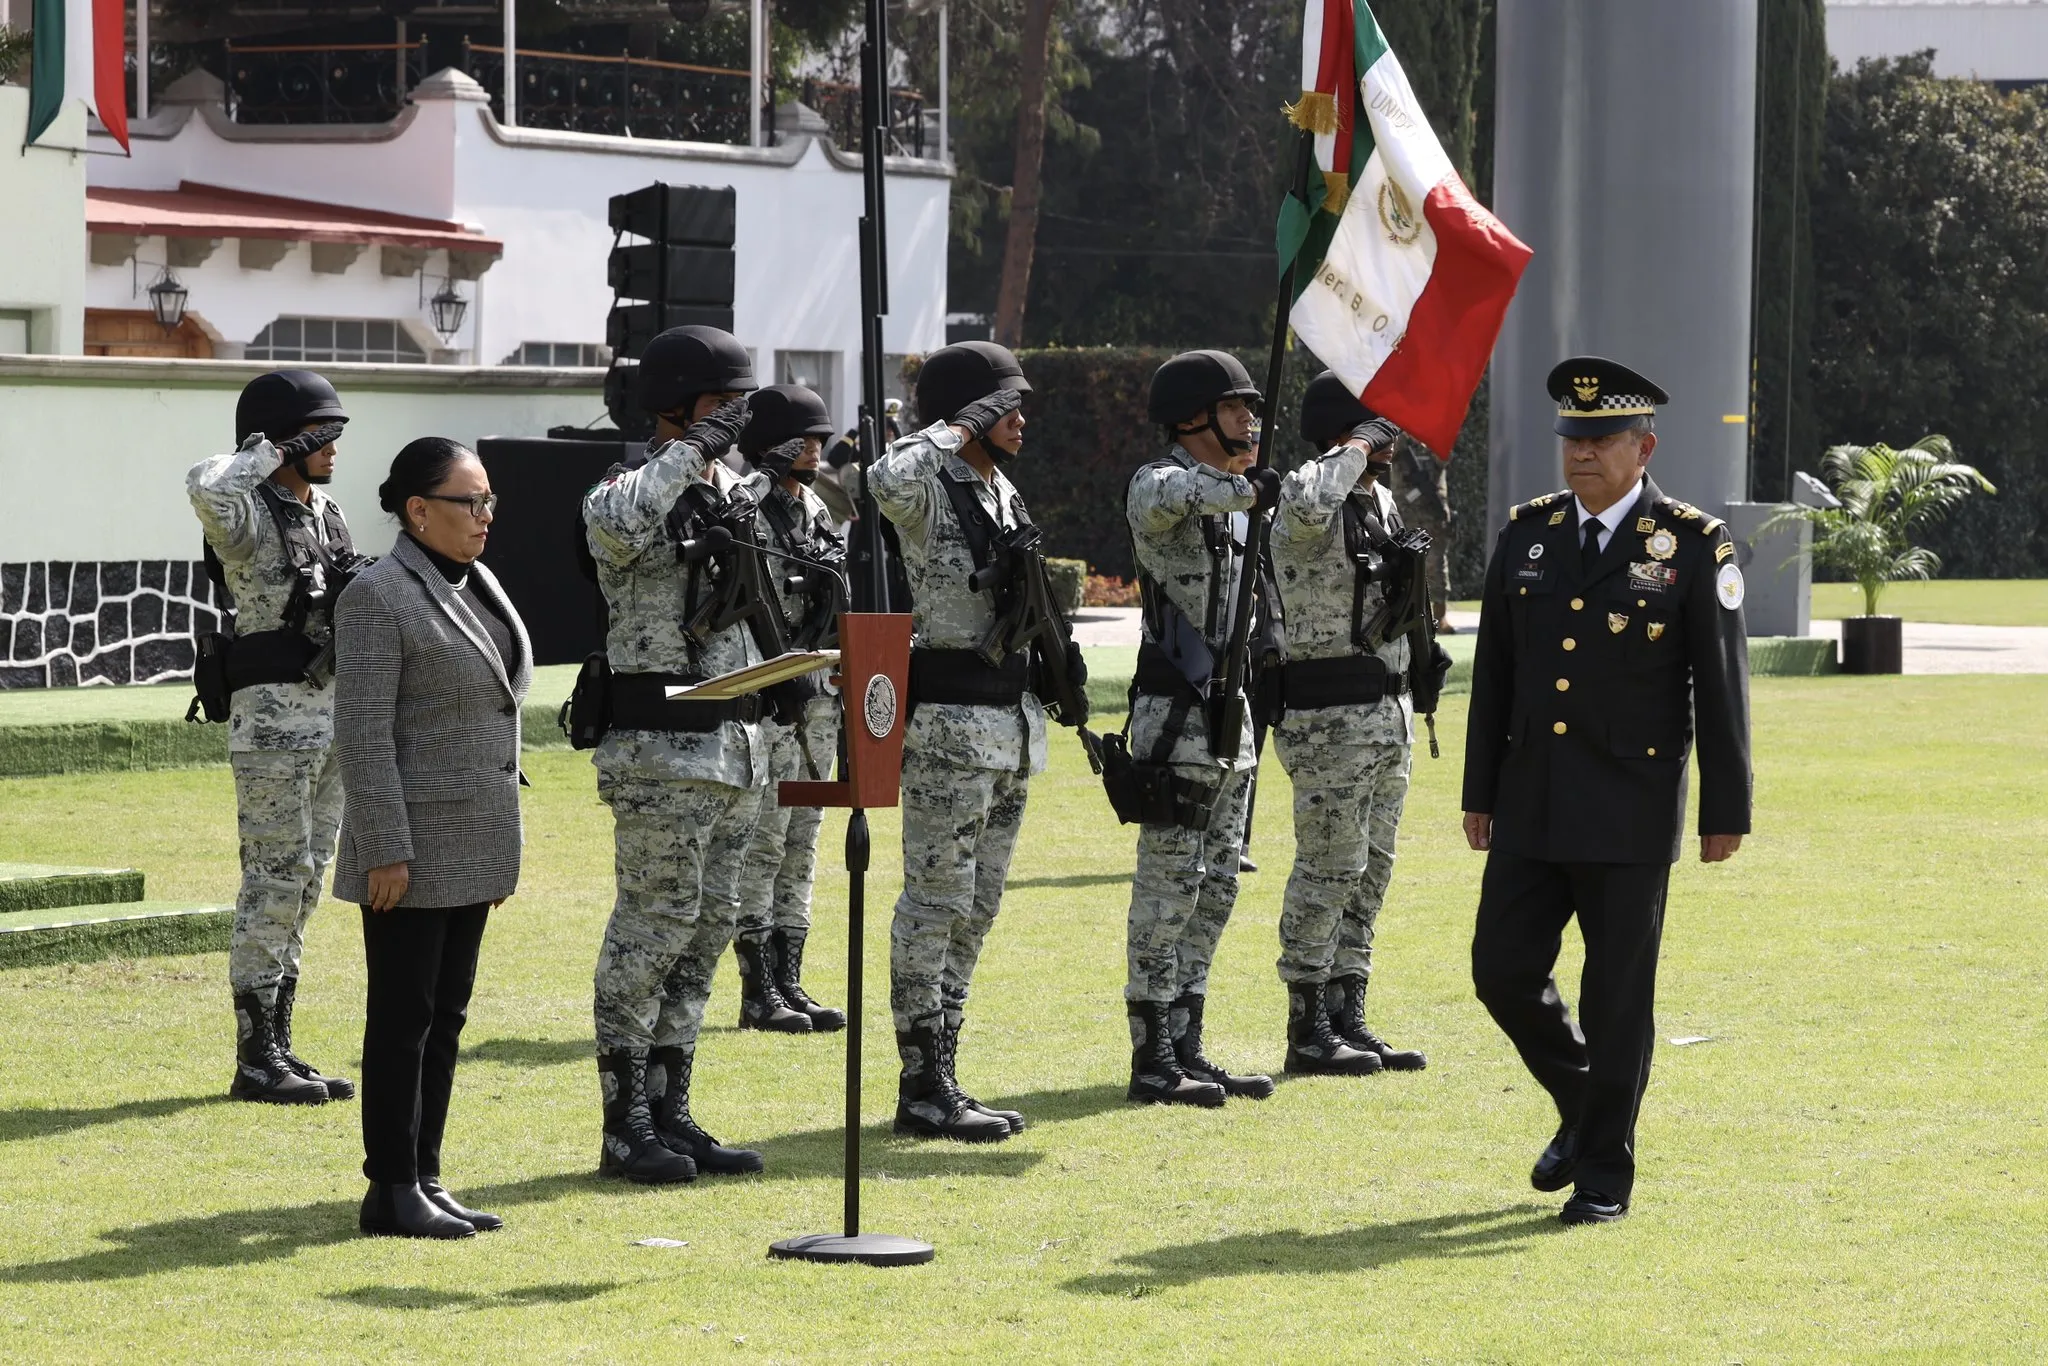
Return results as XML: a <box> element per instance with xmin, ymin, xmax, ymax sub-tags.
<box><xmin>333</xmin><ymin>438</ymin><xmax>532</xmax><ymax>1241</ymax></box>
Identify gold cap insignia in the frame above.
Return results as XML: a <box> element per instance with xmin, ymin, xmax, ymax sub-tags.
<box><xmin>1608</xmin><ymin>613</ymin><xmax>1628</xmax><ymax>635</ymax></box>
<box><xmin>1573</xmin><ymin>376</ymin><xmax>1600</xmax><ymax>404</ymax></box>
<box><xmin>1647</xmin><ymin>621</ymin><xmax>1666</xmax><ymax>642</ymax></box>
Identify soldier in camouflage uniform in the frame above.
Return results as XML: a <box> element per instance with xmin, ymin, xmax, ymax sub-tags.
<box><xmin>1120</xmin><ymin>351</ymin><xmax>1281</xmax><ymax>1109</ymax></box>
<box><xmin>728</xmin><ymin>384</ymin><xmax>847</xmax><ymax>1035</ymax></box>
<box><xmin>188</xmin><ymin>370</ymin><xmax>363</xmax><ymax>1107</ymax></box>
<box><xmin>1268</xmin><ymin>371</ymin><xmax>1431</xmax><ymax>1078</ymax></box>
<box><xmin>871</xmin><ymin>341</ymin><xmax>1052</xmax><ymax>1144</ymax></box>
<box><xmin>584</xmin><ymin>325</ymin><xmax>775</xmax><ymax>1185</ymax></box>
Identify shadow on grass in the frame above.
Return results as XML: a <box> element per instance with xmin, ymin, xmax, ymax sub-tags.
<box><xmin>0</xmin><ymin>1094</ymin><xmax>226</xmax><ymax>1145</ymax></box>
<box><xmin>460</xmin><ymin>1037</ymin><xmax>590</xmax><ymax>1068</ymax></box>
<box><xmin>328</xmin><ymin>1281</ymin><xmax>623</xmax><ymax>1312</ymax></box>
<box><xmin>0</xmin><ymin>1172</ymin><xmax>600</xmax><ymax>1284</ymax></box>
<box><xmin>1061</xmin><ymin>1204</ymin><xmax>1562</xmax><ymax>1296</ymax></box>
<box><xmin>1006</xmin><ymin>872</ymin><xmax>1132</xmax><ymax>889</ymax></box>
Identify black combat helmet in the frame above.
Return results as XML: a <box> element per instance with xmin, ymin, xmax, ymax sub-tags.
<box><xmin>638</xmin><ymin>324</ymin><xmax>757</xmax><ymax>415</ymax></box>
<box><xmin>1147</xmin><ymin>350</ymin><xmax>1261</xmax><ymax>426</ymax></box>
<box><xmin>741</xmin><ymin>384</ymin><xmax>836</xmax><ymax>458</ymax></box>
<box><xmin>914</xmin><ymin>341</ymin><xmax>1031</xmax><ymax>425</ymax></box>
<box><xmin>235</xmin><ymin>369</ymin><xmax>348</xmax><ymax>445</ymax></box>
<box><xmin>1298</xmin><ymin>369</ymin><xmax>1384</xmax><ymax>450</ymax></box>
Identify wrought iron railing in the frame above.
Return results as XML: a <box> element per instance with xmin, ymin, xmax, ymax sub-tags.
<box><xmin>462</xmin><ymin>42</ymin><xmax>755</xmax><ymax>145</ymax></box>
<box><xmin>799</xmin><ymin>77</ymin><xmax>926</xmax><ymax>159</ymax></box>
<box><xmin>224</xmin><ymin>41</ymin><xmax>428</xmax><ymax>125</ymax></box>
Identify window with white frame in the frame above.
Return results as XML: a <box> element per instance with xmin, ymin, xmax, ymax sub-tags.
<box><xmin>246</xmin><ymin>318</ymin><xmax>426</xmax><ymax>364</ymax></box>
<box><xmin>500</xmin><ymin>342</ymin><xmax>612</xmax><ymax>368</ymax></box>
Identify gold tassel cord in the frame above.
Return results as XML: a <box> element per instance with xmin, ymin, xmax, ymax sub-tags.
<box><xmin>1284</xmin><ymin>90</ymin><xmax>1338</xmax><ymax>136</ymax></box>
<box><xmin>1321</xmin><ymin>171</ymin><xmax>1350</xmax><ymax>218</ymax></box>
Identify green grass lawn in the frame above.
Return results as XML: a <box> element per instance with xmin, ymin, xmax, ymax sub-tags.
<box><xmin>1</xmin><ymin>678</ymin><xmax>2044</xmax><ymax>1359</ymax></box>
<box><xmin>1808</xmin><ymin>578</ymin><xmax>2048</xmax><ymax>627</ymax></box>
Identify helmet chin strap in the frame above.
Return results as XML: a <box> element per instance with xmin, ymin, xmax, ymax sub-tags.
<box><xmin>979</xmin><ymin>434</ymin><xmax>1015</xmax><ymax>465</ymax></box>
<box><xmin>1202</xmin><ymin>405</ymin><xmax>1253</xmax><ymax>457</ymax></box>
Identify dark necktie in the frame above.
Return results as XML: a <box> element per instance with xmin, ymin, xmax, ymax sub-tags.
<box><xmin>1581</xmin><ymin>516</ymin><xmax>1603</xmax><ymax>575</ymax></box>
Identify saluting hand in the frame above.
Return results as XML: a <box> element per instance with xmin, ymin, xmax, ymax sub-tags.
<box><xmin>1463</xmin><ymin>812</ymin><xmax>1491</xmax><ymax>852</ymax></box>
<box><xmin>366</xmin><ymin>860</ymin><xmax>410</xmax><ymax>912</ymax></box>
<box><xmin>1699</xmin><ymin>834</ymin><xmax>1742</xmax><ymax>863</ymax></box>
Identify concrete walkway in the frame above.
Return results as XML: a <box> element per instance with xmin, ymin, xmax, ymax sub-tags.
<box><xmin>1071</xmin><ymin>606</ymin><xmax>2048</xmax><ymax>674</ymax></box>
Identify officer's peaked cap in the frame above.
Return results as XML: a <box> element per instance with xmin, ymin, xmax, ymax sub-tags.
<box><xmin>638</xmin><ymin>325</ymin><xmax>757</xmax><ymax>414</ymax></box>
<box><xmin>236</xmin><ymin>369</ymin><xmax>348</xmax><ymax>445</ymax></box>
<box><xmin>1298</xmin><ymin>369</ymin><xmax>1386</xmax><ymax>449</ymax></box>
<box><xmin>741</xmin><ymin>383</ymin><xmax>836</xmax><ymax>457</ymax></box>
<box><xmin>1548</xmin><ymin>356</ymin><xmax>1669</xmax><ymax>437</ymax></box>
<box><xmin>914</xmin><ymin>341</ymin><xmax>1030</xmax><ymax>425</ymax></box>
<box><xmin>1148</xmin><ymin>350</ymin><xmax>1261</xmax><ymax>425</ymax></box>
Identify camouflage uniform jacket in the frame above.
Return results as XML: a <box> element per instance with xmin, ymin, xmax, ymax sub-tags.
<box><xmin>756</xmin><ymin>481</ymin><xmax>844</xmax><ymax>640</ymax></box>
<box><xmin>186</xmin><ymin>437</ymin><xmax>342</xmax><ymax>753</ymax></box>
<box><xmin>584</xmin><ymin>437</ymin><xmax>769</xmax><ymax>789</ymax></box>
<box><xmin>869</xmin><ymin>421</ymin><xmax>1047</xmax><ymax>775</ymax></box>
<box><xmin>1126</xmin><ymin>446</ymin><xmax>1259</xmax><ymax>774</ymax></box>
<box><xmin>1270</xmin><ymin>445</ymin><xmax>1415</xmax><ymax>784</ymax></box>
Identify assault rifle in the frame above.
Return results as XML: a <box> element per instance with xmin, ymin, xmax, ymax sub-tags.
<box><xmin>1352</xmin><ymin>518</ymin><xmax>1452</xmax><ymax>758</ymax></box>
<box><xmin>969</xmin><ymin>523</ymin><xmax>1098</xmax><ymax>755</ymax></box>
<box><xmin>679</xmin><ymin>488</ymin><xmax>791</xmax><ymax>662</ymax></box>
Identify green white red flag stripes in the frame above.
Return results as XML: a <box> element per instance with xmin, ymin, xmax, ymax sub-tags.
<box><xmin>27</xmin><ymin>0</ymin><xmax>130</xmax><ymax>151</ymax></box>
<box><xmin>1276</xmin><ymin>0</ymin><xmax>1528</xmax><ymax>456</ymax></box>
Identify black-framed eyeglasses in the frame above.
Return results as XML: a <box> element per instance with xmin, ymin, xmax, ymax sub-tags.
<box><xmin>421</xmin><ymin>492</ymin><xmax>498</xmax><ymax>519</ymax></box>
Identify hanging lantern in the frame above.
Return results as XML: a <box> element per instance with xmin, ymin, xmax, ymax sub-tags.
<box><xmin>429</xmin><ymin>282</ymin><xmax>468</xmax><ymax>340</ymax></box>
<box><xmin>147</xmin><ymin>270</ymin><xmax>189</xmax><ymax>332</ymax></box>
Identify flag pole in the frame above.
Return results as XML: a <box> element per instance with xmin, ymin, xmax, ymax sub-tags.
<box><xmin>1211</xmin><ymin>125</ymin><xmax>1317</xmax><ymax>763</ymax></box>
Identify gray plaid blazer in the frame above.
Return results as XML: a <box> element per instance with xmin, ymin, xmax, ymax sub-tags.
<box><xmin>331</xmin><ymin>534</ymin><xmax>534</xmax><ymax>909</ymax></box>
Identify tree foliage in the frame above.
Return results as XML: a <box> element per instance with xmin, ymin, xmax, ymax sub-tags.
<box><xmin>1808</xmin><ymin>56</ymin><xmax>2048</xmax><ymax>576</ymax></box>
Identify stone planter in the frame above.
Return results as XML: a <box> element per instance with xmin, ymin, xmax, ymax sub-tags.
<box><xmin>1840</xmin><ymin>615</ymin><xmax>1904</xmax><ymax>675</ymax></box>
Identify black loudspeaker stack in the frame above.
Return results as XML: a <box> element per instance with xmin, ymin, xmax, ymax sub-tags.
<box><xmin>603</xmin><ymin>182</ymin><xmax>739</xmax><ymax>439</ymax></box>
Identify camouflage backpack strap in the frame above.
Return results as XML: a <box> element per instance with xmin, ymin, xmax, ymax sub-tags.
<box><xmin>937</xmin><ymin>465</ymin><xmax>1003</xmax><ymax>576</ymax></box>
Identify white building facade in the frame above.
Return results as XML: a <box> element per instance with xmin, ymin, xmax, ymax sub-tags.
<box><xmin>1827</xmin><ymin>0</ymin><xmax>2048</xmax><ymax>83</ymax></box>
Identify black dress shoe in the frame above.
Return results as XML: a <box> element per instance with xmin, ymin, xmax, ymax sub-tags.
<box><xmin>421</xmin><ymin>1180</ymin><xmax>504</xmax><ymax>1232</ymax></box>
<box><xmin>1559</xmin><ymin>1188</ymin><xmax>1628</xmax><ymax>1225</ymax></box>
<box><xmin>359</xmin><ymin>1181</ymin><xmax>476</xmax><ymax>1239</ymax></box>
<box><xmin>1530</xmin><ymin>1124</ymin><xmax>1579</xmax><ymax>1192</ymax></box>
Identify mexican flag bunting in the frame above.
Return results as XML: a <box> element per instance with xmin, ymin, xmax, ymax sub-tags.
<box><xmin>27</xmin><ymin>0</ymin><xmax>130</xmax><ymax>151</ymax></box>
<box><xmin>1276</xmin><ymin>0</ymin><xmax>1528</xmax><ymax>456</ymax></box>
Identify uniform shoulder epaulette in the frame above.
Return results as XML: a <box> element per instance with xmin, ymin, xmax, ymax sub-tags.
<box><xmin>1654</xmin><ymin>495</ymin><xmax>1726</xmax><ymax>536</ymax></box>
<box><xmin>1508</xmin><ymin>490</ymin><xmax>1568</xmax><ymax>522</ymax></box>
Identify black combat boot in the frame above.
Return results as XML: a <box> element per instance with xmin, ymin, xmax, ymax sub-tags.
<box><xmin>941</xmin><ymin>1008</ymin><xmax>1025</xmax><ymax>1133</ymax></box>
<box><xmin>1126</xmin><ymin>1000</ymin><xmax>1227</xmax><ymax>1108</ymax></box>
<box><xmin>1327</xmin><ymin>975</ymin><xmax>1427</xmax><ymax>1071</ymax></box>
<box><xmin>734</xmin><ymin>934</ymin><xmax>812</xmax><ymax>1034</ymax></box>
<box><xmin>1284</xmin><ymin>982</ymin><xmax>1383</xmax><ymax>1076</ymax></box>
<box><xmin>894</xmin><ymin>1015</ymin><xmax>1014</xmax><ymax>1142</ymax></box>
<box><xmin>651</xmin><ymin>1046</ymin><xmax>766</xmax><ymax>1174</ymax></box>
<box><xmin>229</xmin><ymin>991</ymin><xmax>329</xmax><ymax>1105</ymax></box>
<box><xmin>359</xmin><ymin>1181</ymin><xmax>475</xmax><ymax>1239</ymax></box>
<box><xmin>772</xmin><ymin>928</ymin><xmax>846</xmax><ymax>1032</ymax></box>
<box><xmin>1171</xmin><ymin>993</ymin><xmax>1275</xmax><ymax>1100</ymax></box>
<box><xmin>274</xmin><ymin>974</ymin><xmax>355</xmax><ymax>1100</ymax></box>
<box><xmin>596</xmin><ymin>1051</ymin><xmax>697</xmax><ymax>1185</ymax></box>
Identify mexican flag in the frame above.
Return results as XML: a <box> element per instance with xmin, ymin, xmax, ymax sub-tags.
<box><xmin>26</xmin><ymin>0</ymin><xmax>130</xmax><ymax>151</ymax></box>
<box><xmin>1277</xmin><ymin>0</ymin><xmax>1528</xmax><ymax>456</ymax></box>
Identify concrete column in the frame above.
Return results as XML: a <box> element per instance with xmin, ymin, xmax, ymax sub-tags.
<box><xmin>1490</xmin><ymin>0</ymin><xmax>1759</xmax><ymax>528</ymax></box>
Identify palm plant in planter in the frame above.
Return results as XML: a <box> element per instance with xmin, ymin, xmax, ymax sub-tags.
<box><xmin>1764</xmin><ymin>436</ymin><xmax>1995</xmax><ymax>673</ymax></box>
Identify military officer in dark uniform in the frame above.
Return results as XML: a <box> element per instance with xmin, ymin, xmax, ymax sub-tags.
<box><xmin>1462</xmin><ymin>356</ymin><xmax>1752</xmax><ymax>1226</ymax></box>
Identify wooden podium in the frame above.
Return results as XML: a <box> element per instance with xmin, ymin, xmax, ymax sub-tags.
<box><xmin>776</xmin><ymin>612</ymin><xmax>912</xmax><ymax>812</ymax></box>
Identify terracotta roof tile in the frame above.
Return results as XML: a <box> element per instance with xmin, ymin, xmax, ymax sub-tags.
<box><xmin>85</xmin><ymin>181</ymin><xmax>502</xmax><ymax>255</ymax></box>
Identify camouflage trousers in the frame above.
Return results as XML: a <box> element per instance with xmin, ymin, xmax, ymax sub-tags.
<box><xmin>593</xmin><ymin>773</ymin><xmax>764</xmax><ymax>1054</ymax></box>
<box><xmin>1272</xmin><ymin>701</ymin><xmax>1413</xmax><ymax>984</ymax></box>
<box><xmin>889</xmin><ymin>746</ymin><xmax>1029</xmax><ymax>1032</ymax></box>
<box><xmin>733</xmin><ymin>707</ymin><xmax>836</xmax><ymax>941</ymax></box>
<box><xmin>1124</xmin><ymin>765</ymin><xmax>1254</xmax><ymax>1002</ymax></box>
<box><xmin>228</xmin><ymin>746</ymin><xmax>343</xmax><ymax>998</ymax></box>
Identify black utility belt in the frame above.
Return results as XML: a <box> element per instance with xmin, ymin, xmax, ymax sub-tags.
<box><xmin>1132</xmin><ymin>641</ymin><xmax>1208</xmax><ymax>703</ymax></box>
<box><xmin>609</xmin><ymin>672</ymin><xmax>765</xmax><ymax>731</ymax></box>
<box><xmin>224</xmin><ymin>629</ymin><xmax>321</xmax><ymax>692</ymax></box>
<box><xmin>1272</xmin><ymin>655</ymin><xmax>1407</xmax><ymax>710</ymax></box>
<box><xmin>908</xmin><ymin>648</ymin><xmax>1026</xmax><ymax>707</ymax></box>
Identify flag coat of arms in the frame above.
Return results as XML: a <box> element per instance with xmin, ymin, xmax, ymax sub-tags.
<box><xmin>1278</xmin><ymin>0</ymin><xmax>1529</xmax><ymax>456</ymax></box>
<box><xmin>26</xmin><ymin>0</ymin><xmax>130</xmax><ymax>151</ymax></box>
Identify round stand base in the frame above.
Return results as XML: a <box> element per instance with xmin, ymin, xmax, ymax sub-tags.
<box><xmin>768</xmin><ymin>1233</ymin><xmax>934</xmax><ymax>1267</ymax></box>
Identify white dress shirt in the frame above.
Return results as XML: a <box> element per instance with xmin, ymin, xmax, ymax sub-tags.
<box><xmin>1574</xmin><ymin>479</ymin><xmax>1647</xmax><ymax>554</ymax></box>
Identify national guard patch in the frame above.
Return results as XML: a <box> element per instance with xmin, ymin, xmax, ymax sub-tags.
<box><xmin>1645</xmin><ymin>528</ymin><xmax>1678</xmax><ymax>561</ymax></box>
<box><xmin>1716</xmin><ymin>563</ymin><xmax>1745</xmax><ymax>611</ymax></box>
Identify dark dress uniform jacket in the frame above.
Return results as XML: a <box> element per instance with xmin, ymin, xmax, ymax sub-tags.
<box><xmin>1462</xmin><ymin>477</ymin><xmax>1751</xmax><ymax>864</ymax></box>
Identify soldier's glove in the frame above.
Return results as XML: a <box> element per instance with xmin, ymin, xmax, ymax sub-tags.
<box><xmin>757</xmin><ymin>436</ymin><xmax>807</xmax><ymax>478</ymax></box>
<box><xmin>1347</xmin><ymin>416</ymin><xmax>1402</xmax><ymax>453</ymax></box>
<box><xmin>276</xmin><ymin>422</ymin><xmax>346</xmax><ymax>467</ymax></box>
<box><xmin>951</xmin><ymin>387</ymin><xmax>1023</xmax><ymax>441</ymax></box>
<box><xmin>1249</xmin><ymin>466</ymin><xmax>1283</xmax><ymax>514</ymax></box>
<box><xmin>682</xmin><ymin>396</ymin><xmax>753</xmax><ymax>462</ymax></box>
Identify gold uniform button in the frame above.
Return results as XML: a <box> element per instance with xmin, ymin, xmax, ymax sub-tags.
<box><xmin>1520</xmin><ymin>586</ymin><xmax>1528</xmax><ymax>596</ymax></box>
<box><xmin>1553</xmin><ymin>721</ymin><xmax>1568</xmax><ymax>735</ymax></box>
<box><xmin>1570</xmin><ymin>597</ymin><xmax>1584</xmax><ymax>611</ymax></box>
<box><xmin>1563</xmin><ymin>638</ymin><xmax>1577</xmax><ymax>651</ymax></box>
<box><xmin>1555</xmin><ymin>678</ymin><xmax>1570</xmax><ymax>692</ymax></box>
<box><xmin>1647</xmin><ymin>747</ymin><xmax>1658</xmax><ymax>757</ymax></box>
<box><xmin>1637</xmin><ymin>598</ymin><xmax>1647</xmax><ymax>608</ymax></box>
